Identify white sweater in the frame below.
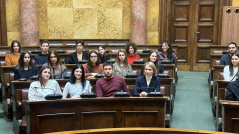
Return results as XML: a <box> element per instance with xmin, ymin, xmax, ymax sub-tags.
<box><xmin>223</xmin><ymin>65</ymin><xmax>238</xmax><ymax>81</ymax></box>
<box><xmin>63</xmin><ymin>80</ymin><xmax>91</xmax><ymax>98</ymax></box>
<box><xmin>28</xmin><ymin>79</ymin><xmax>62</xmax><ymax>101</ymax></box>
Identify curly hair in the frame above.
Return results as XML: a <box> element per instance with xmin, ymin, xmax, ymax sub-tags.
<box><xmin>158</xmin><ymin>40</ymin><xmax>173</xmax><ymax>60</ymax></box>
<box><xmin>125</xmin><ymin>42</ymin><xmax>137</xmax><ymax>54</ymax></box>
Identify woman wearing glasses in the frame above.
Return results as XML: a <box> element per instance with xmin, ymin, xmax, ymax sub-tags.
<box><xmin>82</xmin><ymin>50</ymin><xmax>103</xmax><ymax>78</ymax></box>
<box><xmin>157</xmin><ymin>40</ymin><xmax>177</xmax><ymax>64</ymax></box>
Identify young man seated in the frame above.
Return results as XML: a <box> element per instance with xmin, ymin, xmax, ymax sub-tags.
<box><xmin>220</xmin><ymin>42</ymin><xmax>237</xmax><ymax>65</ymax></box>
<box><xmin>34</xmin><ymin>40</ymin><xmax>49</xmax><ymax>65</ymax></box>
<box><xmin>96</xmin><ymin>61</ymin><xmax>129</xmax><ymax>97</ymax></box>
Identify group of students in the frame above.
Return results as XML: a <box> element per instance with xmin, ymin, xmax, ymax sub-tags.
<box><xmin>5</xmin><ymin>39</ymin><xmax>177</xmax><ymax>101</ymax></box>
<box><xmin>219</xmin><ymin>42</ymin><xmax>239</xmax><ymax>101</ymax></box>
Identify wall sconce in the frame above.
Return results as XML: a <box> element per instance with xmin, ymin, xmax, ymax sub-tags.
<box><xmin>226</xmin><ymin>8</ymin><xmax>231</xmax><ymax>13</ymax></box>
<box><xmin>235</xmin><ymin>8</ymin><xmax>239</xmax><ymax>13</ymax></box>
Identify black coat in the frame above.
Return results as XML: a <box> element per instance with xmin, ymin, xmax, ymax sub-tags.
<box><xmin>226</xmin><ymin>80</ymin><xmax>239</xmax><ymax>101</ymax></box>
<box><xmin>68</xmin><ymin>51</ymin><xmax>89</xmax><ymax>64</ymax></box>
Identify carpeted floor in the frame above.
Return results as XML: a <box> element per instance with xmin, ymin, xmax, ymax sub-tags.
<box><xmin>0</xmin><ymin>104</ymin><xmax>13</xmax><ymax>134</ymax></box>
<box><xmin>171</xmin><ymin>71</ymin><xmax>215</xmax><ymax>130</ymax></box>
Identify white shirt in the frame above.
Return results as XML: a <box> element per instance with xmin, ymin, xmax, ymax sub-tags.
<box><xmin>63</xmin><ymin>80</ymin><xmax>91</xmax><ymax>98</ymax></box>
<box><xmin>223</xmin><ymin>65</ymin><xmax>238</xmax><ymax>81</ymax></box>
<box><xmin>28</xmin><ymin>79</ymin><xmax>62</xmax><ymax>101</ymax></box>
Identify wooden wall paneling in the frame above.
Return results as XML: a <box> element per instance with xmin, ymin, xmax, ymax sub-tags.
<box><xmin>176</xmin><ymin>45</ymin><xmax>188</xmax><ymax>62</ymax></box>
<box><xmin>0</xmin><ymin>0</ymin><xmax>7</xmax><ymax>46</ymax></box>
<box><xmin>173</xmin><ymin>24</ymin><xmax>189</xmax><ymax>42</ymax></box>
<box><xmin>197</xmin><ymin>45</ymin><xmax>210</xmax><ymax>63</ymax></box>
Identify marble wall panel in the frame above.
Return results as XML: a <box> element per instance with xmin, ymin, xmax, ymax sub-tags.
<box><xmin>122</xmin><ymin>0</ymin><xmax>131</xmax><ymax>39</ymax></box>
<box><xmin>98</xmin><ymin>0</ymin><xmax>122</xmax><ymax>8</ymax></box>
<box><xmin>147</xmin><ymin>32</ymin><xmax>159</xmax><ymax>45</ymax></box>
<box><xmin>233</xmin><ymin>0</ymin><xmax>239</xmax><ymax>6</ymax></box>
<box><xmin>73</xmin><ymin>0</ymin><xmax>98</xmax><ymax>8</ymax></box>
<box><xmin>47</xmin><ymin>0</ymin><xmax>73</xmax><ymax>8</ymax></box>
<box><xmin>48</xmin><ymin>8</ymin><xmax>74</xmax><ymax>38</ymax></box>
<box><xmin>98</xmin><ymin>9</ymin><xmax>122</xmax><ymax>38</ymax></box>
<box><xmin>147</xmin><ymin>0</ymin><xmax>159</xmax><ymax>44</ymax></box>
<box><xmin>7</xmin><ymin>32</ymin><xmax>21</xmax><ymax>46</ymax></box>
<box><xmin>74</xmin><ymin>8</ymin><xmax>98</xmax><ymax>38</ymax></box>
<box><xmin>6</xmin><ymin>0</ymin><xmax>20</xmax><ymax>32</ymax></box>
<box><xmin>37</xmin><ymin>0</ymin><xmax>48</xmax><ymax>40</ymax></box>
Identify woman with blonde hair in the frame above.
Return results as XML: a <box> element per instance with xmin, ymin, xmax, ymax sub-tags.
<box><xmin>133</xmin><ymin>62</ymin><xmax>160</xmax><ymax>97</ymax></box>
<box><xmin>113</xmin><ymin>49</ymin><xmax>132</xmax><ymax>78</ymax></box>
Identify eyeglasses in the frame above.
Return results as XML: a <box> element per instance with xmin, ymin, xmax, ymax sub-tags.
<box><xmin>77</xmin><ymin>45</ymin><xmax>82</xmax><ymax>47</ymax></box>
<box><xmin>90</xmin><ymin>56</ymin><xmax>98</xmax><ymax>59</ymax></box>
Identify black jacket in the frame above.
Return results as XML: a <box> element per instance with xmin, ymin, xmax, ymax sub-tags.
<box><xmin>226</xmin><ymin>80</ymin><xmax>239</xmax><ymax>101</ymax></box>
<box><xmin>68</xmin><ymin>51</ymin><xmax>89</xmax><ymax>64</ymax></box>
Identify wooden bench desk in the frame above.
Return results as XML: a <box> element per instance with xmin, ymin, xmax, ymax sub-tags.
<box><xmin>220</xmin><ymin>100</ymin><xmax>239</xmax><ymax>133</ymax></box>
<box><xmin>23</xmin><ymin>97</ymin><xmax>168</xmax><ymax>134</ymax></box>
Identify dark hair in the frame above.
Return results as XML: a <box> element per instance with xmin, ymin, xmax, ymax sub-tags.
<box><xmin>10</xmin><ymin>40</ymin><xmax>21</xmax><ymax>53</ymax></box>
<box><xmin>17</xmin><ymin>51</ymin><xmax>33</xmax><ymax>70</ymax></box>
<box><xmin>38</xmin><ymin>66</ymin><xmax>52</xmax><ymax>87</ymax></box>
<box><xmin>70</xmin><ymin>64</ymin><xmax>86</xmax><ymax>88</ymax></box>
<box><xmin>125</xmin><ymin>42</ymin><xmax>137</xmax><ymax>54</ymax></box>
<box><xmin>47</xmin><ymin>50</ymin><xmax>62</xmax><ymax>76</ymax></box>
<box><xmin>76</xmin><ymin>40</ymin><xmax>84</xmax><ymax>46</ymax></box>
<box><xmin>87</xmin><ymin>50</ymin><xmax>100</xmax><ymax>72</ymax></box>
<box><xmin>229</xmin><ymin>52</ymin><xmax>239</xmax><ymax>77</ymax></box>
<box><xmin>158</xmin><ymin>40</ymin><xmax>173</xmax><ymax>60</ymax></box>
<box><xmin>228</xmin><ymin>42</ymin><xmax>237</xmax><ymax>47</ymax></box>
<box><xmin>40</xmin><ymin>40</ymin><xmax>49</xmax><ymax>46</ymax></box>
<box><xmin>98</xmin><ymin>45</ymin><xmax>108</xmax><ymax>57</ymax></box>
<box><xmin>103</xmin><ymin>61</ymin><xmax>113</xmax><ymax>69</ymax></box>
<box><xmin>148</xmin><ymin>50</ymin><xmax>160</xmax><ymax>72</ymax></box>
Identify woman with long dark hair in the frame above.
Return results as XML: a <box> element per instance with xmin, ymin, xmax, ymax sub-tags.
<box><xmin>28</xmin><ymin>66</ymin><xmax>62</xmax><ymax>101</ymax></box>
<box><xmin>141</xmin><ymin>50</ymin><xmax>164</xmax><ymax>75</ymax></box>
<box><xmin>44</xmin><ymin>50</ymin><xmax>67</xmax><ymax>79</ymax></box>
<box><xmin>82</xmin><ymin>50</ymin><xmax>103</xmax><ymax>78</ymax></box>
<box><xmin>113</xmin><ymin>49</ymin><xmax>132</xmax><ymax>77</ymax></box>
<box><xmin>223</xmin><ymin>53</ymin><xmax>239</xmax><ymax>81</ymax></box>
<box><xmin>14</xmin><ymin>51</ymin><xmax>38</xmax><ymax>80</ymax></box>
<box><xmin>63</xmin><ymin>64</ymin><xmax>91</xmax><ymax>99</ymax></box>
<box><xmin>157</xmin><ymin>40</ymin><xmax>177</xmax><ymax>64</ymax></box>
<box><xmin>5</xmin><ymin>40</ymin><xmax>21</xmax><ymax>66</ymax></box>
<box><xmin>98</xmin><ymin>46</ymin><xmax>110</xmax><ymax>63</ymax></box>
<box><xmin>68</xmin><ymin>40</ymin><xmax>89</xmax><ymax>64</ymax></box>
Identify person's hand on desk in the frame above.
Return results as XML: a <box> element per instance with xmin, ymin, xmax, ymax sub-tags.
<box><xmin>140</xmin><ymin>92</ymin><xmax>147</xmax><ymax>97</ymax></box>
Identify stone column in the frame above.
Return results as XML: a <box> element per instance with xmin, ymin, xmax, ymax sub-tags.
<box><xmin>20</xmin><ymin>0</ymin><xmax>39</xmax><ymax>46</ymax></box>
<box><xmin>131</xmin><ymin>0</ymin><xmax>147</xmax><ymax>45</ymax></box>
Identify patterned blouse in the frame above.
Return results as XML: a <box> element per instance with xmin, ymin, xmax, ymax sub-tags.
<box><xmin>113</xmin><ymin>63</ymin><xmax>132</xmax><ymax>78</ymax></box>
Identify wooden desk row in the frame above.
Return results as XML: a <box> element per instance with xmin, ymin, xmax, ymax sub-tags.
<box><xmin>45</xmin><ymin>127</ymin><xmax>235</xmax><ymax>134</ymax></box>
<box><xmin>10</xmin><ymin>79</ymin><xmax>172</xmax><ymax>134</ymax></box>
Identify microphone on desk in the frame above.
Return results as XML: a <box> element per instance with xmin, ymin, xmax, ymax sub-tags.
<box><xmin>80</xmin><ymin>79</ymin><xmax>97</xmax><ymax>98</ymax></box>
<box><xmin>113</xmin><ymin>80</ymin><xmax>130</xmax><ymax>97</ymax></box>
<box><xmin>137</xmin><ymin>87</ymin><xmax>164</xmax><ymax>97</ymax></box>
<box><xmin>142</xmin><ymin>44</ymin><xmax>151</xmax><ymax>53</ymax></box>
<box><xmin>33</xmin><ymin>87</ymin><xmax>63</xmax><ymax>100</ymax></box>
<box><xmin>107</xmin><ymin>50</ymin><xmax>116</xmax><ymax>63</ymax></box>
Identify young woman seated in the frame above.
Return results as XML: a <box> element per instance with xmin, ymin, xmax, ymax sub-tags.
<box><xmin>14</xmin><ymin>51</ymin><xmax>38</xmax><ymax>80</ymax></box>
<box><xmin>113</xmin><ymin>49</ymin><xmax>132</xmax><ymax>78</ymax></box>
<box><xmin>82</xmin><ymin>50</ymin><xmax>103</xmax><ymax>78</ymax></box>
<box><xmin>5</xmin><ymin>40</ymin><xmax>21</xmax><ymax>66</ymax></box>
<box><xmin>98</xmin><ymin>46</ymin><xmax>110</xmax><ymax>63</ymax></box>
<box><xmin>157</xmin><ymin>40</ymin><xmax>177</xmax><ymax>64</ymax></box>
<box><xmin>133</xmin><ymin>62</ymin><xmax>161</xmax><ymax>97</ymax></box>
<box><xmin>63</xmin><ymin>64</ymin><xmax>92</xmax><ymax>99</ymax></box>
<box><xmin>125</xmin><ymin>42</ymin><xmax>140</xmax><ymax>64</ymax></box>
<box><xmin>43</xmin><ymin>50</ymin><xmax>67</xmax><ymax>79</ymax></box>
<box><xmin>141</xmin><ymin>50</ymin><xmax>164</xmax><ymax>75</ymax></box>
<box><xmin>28</xmin><ymin>66</ymin><xmax>62</xmax><ymax>101</ymax></box>
<box><xmin>223</xmin><ymin>53</ymin><xmax>239</xmax><ymax>81</ymax></box>
<box><xmin>68</xmin><ymin>40</ymin><xmax>89</xmax><ymax>64</ymax></box>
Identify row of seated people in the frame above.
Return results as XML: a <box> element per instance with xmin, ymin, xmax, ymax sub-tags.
<box><xmin>29</xmin><ymin>62</ymin><xmax>161</xmax><ymax>100</ymax></box>
<box><xmin>5</xmin><ymin>39</ymin><xmax>177</xmax><ymax>66</ymax></box>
